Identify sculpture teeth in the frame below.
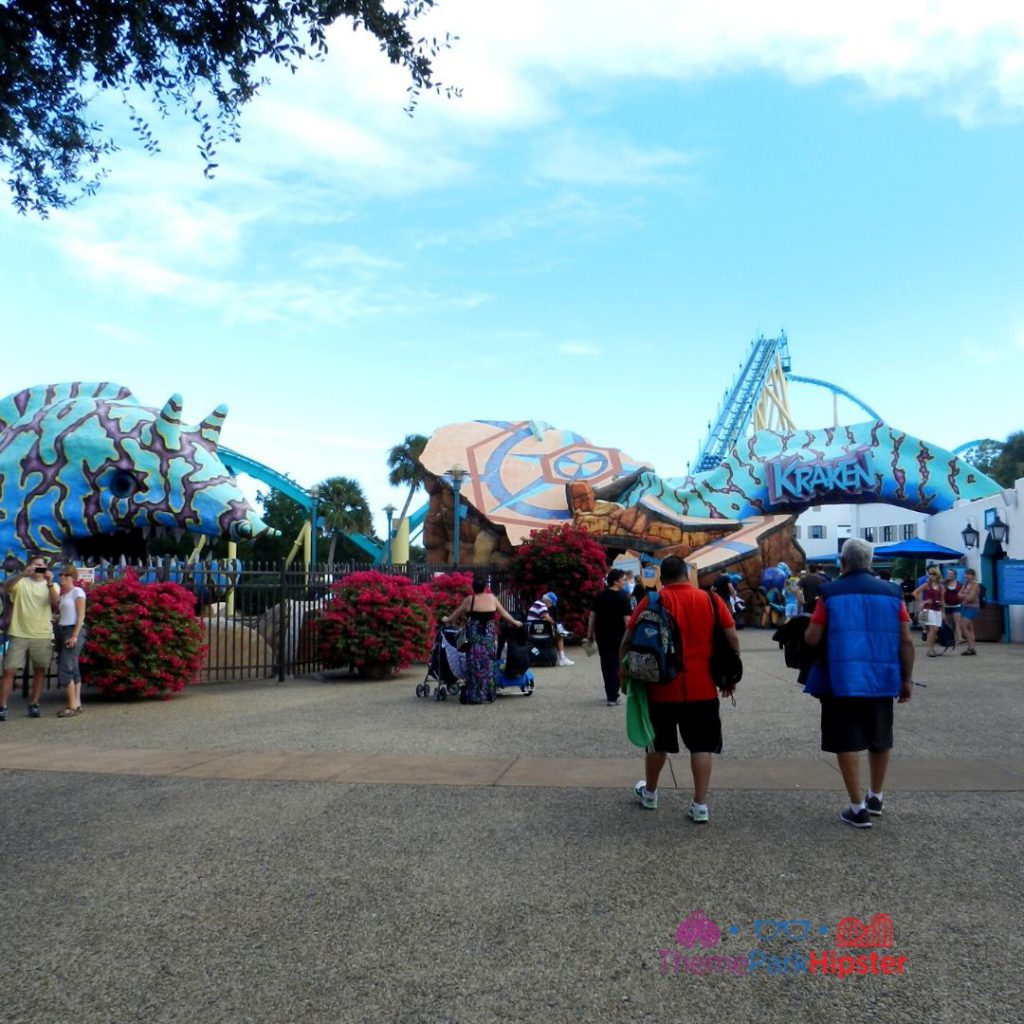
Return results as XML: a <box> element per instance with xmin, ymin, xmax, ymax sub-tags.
<box><xmin>172</xmin><ymin>528</ymin><xmax>185</xmax><ymax>541</ymax></box>
<box><xmin>140</xmin><ymin>525</ymin><xmax>151</xmax><ymax>539</ymax></box>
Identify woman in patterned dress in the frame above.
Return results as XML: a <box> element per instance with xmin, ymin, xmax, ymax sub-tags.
<box><xmin>444</xmin><ymin>576</ymin><xmax>520</xmax><ymax>704</ymax></box>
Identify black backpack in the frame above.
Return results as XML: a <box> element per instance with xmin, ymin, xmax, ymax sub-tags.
<box><xmin>936</xmin><ymin>621</ymin><xmax>956</xmax><ymax>651</ymax></box>
<box><xmin>627</xmin><ymin>591</ymin><xmax>682</xmax><ymax>684</ymax></box>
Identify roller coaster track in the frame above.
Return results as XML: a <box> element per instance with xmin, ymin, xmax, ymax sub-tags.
<box><xmin>693</xmin><ymin>333</ymin><xmax>793</xmax><ymax>472</ymax></box>
<box><xmin>220</xmin><ymin>445</ymin><xmax>392</xmax><ymax>563</ymax></box>
<box><xmin>692</xmin><ymin>333</ymin><xmax>883</xmax><ymax>473</ymax></box>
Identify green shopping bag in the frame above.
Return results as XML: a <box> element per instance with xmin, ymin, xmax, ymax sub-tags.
<box><xmin>624</xmin><ymin>675</ymin><xmax>655</xmax><ymax>748</ymax></box>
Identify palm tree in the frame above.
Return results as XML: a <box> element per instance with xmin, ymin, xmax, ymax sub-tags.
<box><xmin>316</xmin><ymin>475</ymin><xmax>373</xmax><ymax>565</ymax></box>
<box><xmin>386</xmin><ymin>433</ymin><xmax>429</xmax><ymax>523</ymax></box>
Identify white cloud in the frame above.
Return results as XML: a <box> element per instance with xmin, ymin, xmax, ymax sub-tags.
<box><xmin>17</xmin><ymin>0</ymin><xmax>1024</xmax><ymax>343</ymax></box>
<box><xmin>534</xmin><ymin>133</ymin><xmax>695</xmax><ymax>187</ymax></box>
<box><xmin>91</xmin><ymin>323</ymin><xmax>158</xmax><ymax>349</ymax></box>
<box><xmin>155</xmin><ymin>0</ymin><xmax>1024</xmax><ymax>225</ymax></box>
<box><xmin>416</xmin><ymin>0</ymin><xmax>1024</xmax><ymax>126</ymax></box>
<box><xmin>298</xmin><ymin>244</ymin><xmax>401</xmax><ymax>272</ymax></box>
<box><xmin>558</xmin><ymin>342</ymin><xmax>601</xmax><ymax>356</ymax></box>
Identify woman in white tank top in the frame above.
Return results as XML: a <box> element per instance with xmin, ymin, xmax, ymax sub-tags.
<box><xmin>56</xmin><ymin>566</ymin><xmax>87</xmax><ymax>717</ymax></box>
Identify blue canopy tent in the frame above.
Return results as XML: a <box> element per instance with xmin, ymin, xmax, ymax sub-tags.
<box><xmin>872</xmin><ymin>539</ymin><xmax>965</xmax><ymax>561</ymax></box>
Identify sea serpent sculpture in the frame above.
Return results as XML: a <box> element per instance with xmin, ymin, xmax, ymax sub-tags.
<box><xmin>0</xmin><ymin>382</ymin><xmax>274</xmax><ymax>561</ymax></box>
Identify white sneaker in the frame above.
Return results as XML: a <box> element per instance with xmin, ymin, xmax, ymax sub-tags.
<box><xmin>634</xmin><ymin>781</ymin><xmax>658</xmax><ymax>810</ymax></box>
<box><xmin>557</xmin><ymin>655</ymin><xmax>574</xmax><ymax>666</ymax></box>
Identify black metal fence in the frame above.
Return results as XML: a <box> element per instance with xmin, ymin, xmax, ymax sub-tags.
<box><xmin>8</xmin><ymin>563</ymin><xmax>519</xmax><ymax>694</ymax></box>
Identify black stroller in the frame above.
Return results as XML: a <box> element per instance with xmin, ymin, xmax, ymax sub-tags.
<box><xmin>417</xmin><ymin>624</ymin><xmax>466</xmax><ymax>701</ymax></box>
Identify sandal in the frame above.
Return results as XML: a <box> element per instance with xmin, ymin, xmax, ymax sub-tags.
<box><xmin>57</xmin><ymin>706</ymin><xmax>83</xmax><ymax>718</ymax></box>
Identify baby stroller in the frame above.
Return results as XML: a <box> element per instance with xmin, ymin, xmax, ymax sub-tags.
<box><xmin>496</xmin><ymin>622</ymin><xmax>535</xmax><ymax>697</ymax></box>
<box><xmin>417</xmin><ymin>624</ymin><xmax>465</xmax><ymax>701</ymax></box>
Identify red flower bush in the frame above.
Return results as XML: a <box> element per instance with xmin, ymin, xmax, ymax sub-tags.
<box><xmin>317</xmin><ymin>571</ymin><xmax>433</xmax><ymax>678</ymax></box>
<box><xmin>80</xmin><ymin>574</ymin><xmax>205</xmax><ymax>699</ymax></box>
<box><xmin>510</xmin><ymin>523</ymin><xmax>608</xmax><ymax>640</ymax></box>
<box><xmin>419</xmin><ymin>571</ymin><xmax>474</xmax><ymax>623</ymax></box>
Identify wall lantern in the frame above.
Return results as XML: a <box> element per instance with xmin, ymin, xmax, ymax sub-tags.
<box><xmin>989</xmin><ymin>514</ymin><xmax>1009</xmax><ymax>545</ymax></box>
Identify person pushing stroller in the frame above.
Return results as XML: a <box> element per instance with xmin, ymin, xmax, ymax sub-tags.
<box><xmin>444</xmin><ymin>576</ymin><xmax>521</xmax><ymax>704</ymax></box>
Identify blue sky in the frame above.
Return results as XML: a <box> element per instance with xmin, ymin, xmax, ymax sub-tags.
<box><xmin>2</xmin><ymin>2</ymin><xmax>1022</xmax><ymax>536</ymax></box>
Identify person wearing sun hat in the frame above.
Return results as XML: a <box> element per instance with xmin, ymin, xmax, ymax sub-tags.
<box><xmin>527</xmin><ymin>591</ymin><xmax>574</xmax><ymax>666</ymax></box>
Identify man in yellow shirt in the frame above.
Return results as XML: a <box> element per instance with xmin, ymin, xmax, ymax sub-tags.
<box><xmin>1</xmin><ymin>556</ymin><xmax>60</xmax><ymax>720</ymax></box>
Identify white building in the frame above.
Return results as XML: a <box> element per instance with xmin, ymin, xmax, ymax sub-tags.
<box><xmin>795</xmin><ymin>504</ymin><xmax>928</xmax><ymax>564</ymax></box>
<box><xmin>797</xmin><ymin>481</ymin><xmax>1023</xmax><ymax>642</ymax></box>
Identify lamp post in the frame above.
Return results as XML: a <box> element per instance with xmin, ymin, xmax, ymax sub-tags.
<box><xmin>309</xmin><ymin>485</ymin><xmax>320</xmax><ymax>569</ymax></box>
<box><xmin>383</xmin><ymin>504</ymin><xmax>396</xmax><ymax>566</ymax></box>
<box><xmin>447</xmin><ymin>463</ymin><xmax>468</xmax><ymax>567</ymax></box>
<box><xmin>961</xmin><ymin>522</ymin><xmax>980</xmax><ymax>550</ymax></box>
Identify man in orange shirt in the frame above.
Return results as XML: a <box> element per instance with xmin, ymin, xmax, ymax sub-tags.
<box><xmin>619</xmin><ymin>556</ymin><xmax>740</xmax><ymax>823</ymax></box>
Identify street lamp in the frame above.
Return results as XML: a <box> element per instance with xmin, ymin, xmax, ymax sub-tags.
<box><xmin>961</xmin><ymin>522</ymin><xmax>980</xmax><ymax>550</ymax></box>
<box><xmin>989</xmin><ymin>514</ymin><xmax>1009</xmax><ymax>546</ymax></box>
<box><xmin>447</xmin><ymin>463</ymin><xmax>468</xmax><ymax>567</ymax></box>
<box><xmin>383</xmin><ymin>504</ymin><xmax>396</xmax><ymax>566</ymax></box>
<box><xmin>308</xmin><ymin>484</ymin><xmax>321</xmax><ymax>568</ymax></box>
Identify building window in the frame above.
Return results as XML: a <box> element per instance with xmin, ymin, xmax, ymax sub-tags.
<box><xmin>812</xmin><ymin>505</ymin><xmax>822</xmax><ymax>512</ymax></box>
<box><xmin>793</xmin><ymin>525</ymin><xmax>801</xmax><ymax>539</ymax></box>
<box><xmin>901</xmin><ymin>523</ymin><xmax>918</xmax><ymax>540</ymax></box>
<box><xmin>810</xmin><ymin>525</ymin><xmax>826</xmax><ymax>540</ymax></box>
<box><xmin>860</xmin><ymin>528</ymin><xmax>875</xmax><ymax>542</ymax></box>
<box><xmin>882</xmin><ymin>525</ymin><xmax>896</xmax><ymax>542</ymax></box>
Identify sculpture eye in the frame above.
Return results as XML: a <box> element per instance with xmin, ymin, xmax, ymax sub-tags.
<box><xmin>110</xmin><ymin>470</ymin><xmax>140</xmax><ymax>499</ymax></box>
<box><xmin>230</xmin><ymin>520</ymin><xmax>253</xmax><ymax>540</ymax></box>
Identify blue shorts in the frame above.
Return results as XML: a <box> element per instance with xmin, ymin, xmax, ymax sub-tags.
<box><xmin>960</xmin><ymin>606</ymin><xmax>979</xmax><ymax>621</ymax></box>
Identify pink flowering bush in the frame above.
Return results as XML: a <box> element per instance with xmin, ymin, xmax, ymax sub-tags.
<box><xmin>510</xmin><ymin>523</ymin><xmax>608</xmax><ymax>641</ymax></box>
<box><xmin>419</xmin><ymin>571</ymin><xmax>474</xmax><ymax>623</ymax></box>
<box><xmin>317</xmin><ymin>571</ymin><xmax>433</xmax><ymax>678</ymax></box>
<box><xmin>80</xmin><ymin>574</ymin><xmax>205</xmax><ymax>698</ymax></box>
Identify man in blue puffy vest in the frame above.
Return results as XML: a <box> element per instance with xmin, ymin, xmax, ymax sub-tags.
<box><xmin>803</xmin><ymin>538</ymin><xmax>915</xmax><ymax>829</ymax></box>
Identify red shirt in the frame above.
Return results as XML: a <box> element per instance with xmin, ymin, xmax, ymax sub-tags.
<box><xmin>628</xmin><ymin>583</ymin><xmax>735</xmax><ymax>703</ymax></box>
<box><xmin>919</xmin><ymin>582</ymin><xmax>943</xmax><ymax>611</ymax></box>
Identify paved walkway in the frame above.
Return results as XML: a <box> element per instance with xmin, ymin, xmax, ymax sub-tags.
<box><xmin>2</xmin><ymin>629</ymin><xmax>1021</xmax><ymax>1024</ymax></box>
<box><xmin>3</xmin><ymin>741</ymin><xmax>1023</xmax><ymax>791</ymax></box>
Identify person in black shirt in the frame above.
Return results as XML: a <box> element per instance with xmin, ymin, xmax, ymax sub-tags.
<box><xmin>712</xmin><ymin>572</ymin><xmax>737</xmax><ymax>605</ymax></box>
<box><xmin>799</xmin><ymin>568</ymin><xmax>824</xmax><ymax>614</ymax></box>
<box><xmin>712</xmin><ymin>572</ymin><xmax>744</xmax><ymax>628</ymax></box>
<box><xmin>586</xmin><ymin>569</ymin><xmax>633</xmax><ymax>705</ymax></box>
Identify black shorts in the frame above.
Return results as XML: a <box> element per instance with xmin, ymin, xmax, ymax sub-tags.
<box><xmin>819</xmin><ymin>696</ymin><xmax>894</xmax><ymax>754</ymax></box>
<box><xmin>647</xmin><ymin>699</ymin><xmax>722</xmax><ymax>755</ymax></box>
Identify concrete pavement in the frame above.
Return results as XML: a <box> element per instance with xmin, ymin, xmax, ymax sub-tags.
<box><xmin>1</xmin><ymin>629</ymin><xmax>1021</xmax><ymax>1023</ymax></box>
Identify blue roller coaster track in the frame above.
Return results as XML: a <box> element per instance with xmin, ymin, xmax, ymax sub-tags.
<box><xmin>693</xmin><ymin>332</ymin><xmax>884</xmax><ymax>473</ymax></box>
<box><xmin>693</xmin><ymin>333</ymin><xmax>792</xmax><ymax>472</ymax></box>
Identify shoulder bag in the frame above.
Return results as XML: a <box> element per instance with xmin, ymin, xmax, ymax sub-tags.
<box><xmin>708</xmin><ymin>592</ymin><xmax>742</xmax><ymax>691</ymax></box>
